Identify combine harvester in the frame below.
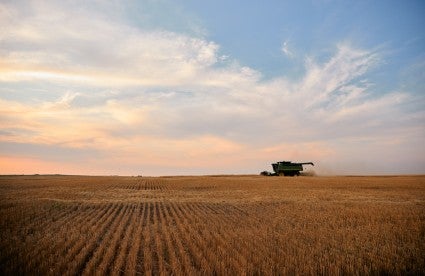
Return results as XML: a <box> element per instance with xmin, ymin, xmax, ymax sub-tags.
<box><xmin>261</xmin><ymin>161</ymin><xmax>314</xmax><ymax>176</ymax></box>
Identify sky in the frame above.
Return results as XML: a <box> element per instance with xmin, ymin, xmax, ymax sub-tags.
<box><xmin>0</xmin><ymin>0</ymin><xmax>424</xmax><ymax>176</ymax></box>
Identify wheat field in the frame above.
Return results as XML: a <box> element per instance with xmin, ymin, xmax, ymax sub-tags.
<box><xmin>0</xmin><ymin>175</ymin><xmax>424</xmax><ymax>275</ymax></box>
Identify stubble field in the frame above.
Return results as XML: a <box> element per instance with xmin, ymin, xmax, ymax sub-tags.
<box><xmin>0</xmin><ymin>175</ymin><xmax>424</xmax><ymax>275</ymax></box>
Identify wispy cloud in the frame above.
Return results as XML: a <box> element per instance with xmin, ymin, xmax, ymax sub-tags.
<box><xmin>281</xmin><ymin>40</ymin><xmax>293</xmax><ymax>58</ymax></box>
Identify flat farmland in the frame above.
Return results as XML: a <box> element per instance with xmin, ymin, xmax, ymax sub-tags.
<box><xmin>0</xmin><ymin>175</ymin><xmax>424</xmax><ymax>275</ymax></box>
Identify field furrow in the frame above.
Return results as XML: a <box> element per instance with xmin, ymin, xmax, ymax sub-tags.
<box><xmin>58</xmin><ymin>203</ymin><xmax>117</xmax><ymax>275</ymax></box>
<box><xmin>169</xmin><ymin>202</ymin><xmax>212</xmax><ymax>273</ymax></box>
<box><xmin>142</xmin><ymin>202</ymin><xmax>153</xmax><ymax>275</ymax></box>
<box><xmin>112</xmin><ymin>204</ymin><xmax>139</xmax><ymax>275</ymax></box>
<box><xmin>152</xmin><ymin>202</ymin><xmax>166</xmax><ymax>274</ymax></box>
<box><xmin>24</xmin><ymin>202</ymin><xmax>80</xmax><ymax>232</ymax></box>
<box><xmin>156</xmin><ymin>201</ymin><xmax>183</xmax><ymax>275</ymax></box>
<box><xmin>188</xmin><ymin>202</ymin><xmax>252</xmax><ymax>274</ymax></box>
<box><xmin>161</xmin><ymin>202</ymin><xmax>194</xmax><ymax>274</ymax></box>
<box><xmin>28</xmin><ymin>204</ymin><xmax>101</xmax><ymax>274</ymax></box>
<box><xmin>105</xmin><ymin>204</ymin><xmax>138</xmax><ymax>275</ymax></box>
<box><xmin>68</xmin><ymin>203</ymin><xmax>123</xmax><ymax>276</ymax></box>
<box><xmin>124</xmin><ymin>203</ymin><xmax>144</xmax><ymax>276</ymax></box>
<box><xmin>81</xmin><ymin>203</ymin><xmax>131</xmax><ymax>276</ymax></box>
<box><xmin>0</xmin><ymin>204</ymin><xmax>76</xmax><ymax>272</ymax></box>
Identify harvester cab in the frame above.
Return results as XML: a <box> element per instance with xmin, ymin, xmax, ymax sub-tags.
<box><xmin>271</xmin><ymin>161</ymin><xmax>314</xmax><ymax>176</ymax></box>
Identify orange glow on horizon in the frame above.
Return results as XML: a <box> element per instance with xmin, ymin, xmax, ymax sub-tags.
<box><xmin>0</xmin><ymin>157</ymin><xmax>98</xmax><ymax>175</ymax></box>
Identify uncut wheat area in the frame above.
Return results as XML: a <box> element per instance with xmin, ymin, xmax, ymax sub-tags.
<box><xmin>0</xmin><ymin>175</ymin><xmax>424</xmax><ymax>275</ymax></box>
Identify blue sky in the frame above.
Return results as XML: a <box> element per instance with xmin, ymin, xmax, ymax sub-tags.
<box><xmin>130</xmin><ymin>1</ymin><xmax>425</xmax><ymax>81</ymax></box>
<box><xmin>0</xmin><ymin>0</ymin><xmax>424</xmax><ymax>175</ymax></box>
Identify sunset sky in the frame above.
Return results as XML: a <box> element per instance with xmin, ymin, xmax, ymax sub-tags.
<box><xmin>1</xmin><ymin>0</ymin><xmax>424</xmax><ymax>175</ymax></box>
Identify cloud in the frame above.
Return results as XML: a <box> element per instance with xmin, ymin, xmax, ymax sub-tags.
<box><xmin>0</xmin><ymin>1</ymin><xmax>423</xmax><ymax>175</ymax></box>
<box><xmin>281</xmin><ymin>40</ymin><xmax>293</xmax><ymax>58</ymax></box>
<box><xmin>0</xmin><ymin>1</ymin><xmax>228</xmax><ymax>87</ymax></box>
